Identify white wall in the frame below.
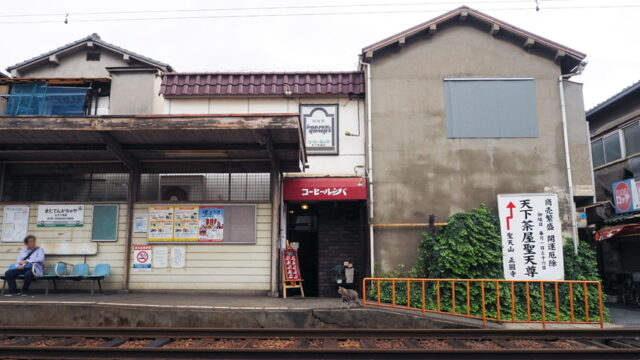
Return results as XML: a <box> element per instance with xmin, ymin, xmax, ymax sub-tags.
<box><xmin>164</xmin><ymin>96</ymin><xmax>366</xmax><ymax>176</ymax></box>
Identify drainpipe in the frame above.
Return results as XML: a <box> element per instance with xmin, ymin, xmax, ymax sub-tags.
<box><xmin>360</xmin><ymin>60</ymin><xmax>375</xmax><ymax>276</ymax></box>
<box><xmin>558</xmin><ymin>75</ymin><xmax>579</xmax><ymax>255</ymax></box>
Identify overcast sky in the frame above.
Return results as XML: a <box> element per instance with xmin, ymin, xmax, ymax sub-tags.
<box><xmin>2</xmin><ymin>0</ymin><xmax>639</xmax><ymax>108</ymax></box>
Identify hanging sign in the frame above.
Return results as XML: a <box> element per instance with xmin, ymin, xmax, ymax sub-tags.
<box><xmin>301</xmin><ymin>104</ymin><xmax>338</xmax><ymax>154</ymax></box>
<box><xmin>173</xmin><ymin>206</ymin><xmax>199</xmax><ymax>241</ymax></box>
<box><xmin>133</xmin><ymin>245</ymin><xmax>152</xmax><ymax>271</ymax></box>
<box><xmin>612</xmin><ymin>178</ymin><xmax>640</xmax><ymax>214</ymax></box>
<box><xmin>198</xmin><ymin>206</ymin><xmax>224</xmax><ymax>242</ymax></box>
<box><xmin>148</xmin><ymin>206</ymin><xmax>174</xmax><ymax>241</ymax></box>
<box><xmin>2</xmin><ymin>205</ymin><xmax>30</xmax><ymax>242</ymax></box>
<box><xmin>497</xmin><ymin>194</ymin><xmax>564</xmax><ymax>281</ymax></box>
<box><xmin>37</xmin><ymin>205</ymin><xmax>84</xmax><ymax>227</ymax></box>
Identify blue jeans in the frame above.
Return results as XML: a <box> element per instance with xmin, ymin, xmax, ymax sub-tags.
<box><xmin>4</xmin><ymin>268</ymin><xmax>35</xmax><ymax>292</ymax></box>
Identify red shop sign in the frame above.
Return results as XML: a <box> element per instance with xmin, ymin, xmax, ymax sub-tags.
<box><xmin>283</xmin><ymin>177</ymin><xmax>367</xmax><ymax>201</ymax></box>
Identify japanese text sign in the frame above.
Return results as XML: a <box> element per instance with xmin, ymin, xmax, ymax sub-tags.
<box><xmin>611</xmin><ymin>178</ymin><xmax>640</xmax><ymax>214</ymax></box>
<box><xmin>283</xmin><ymin>177</ymin><xmax>367</xmax><ymax>201</ymax></box>
<box><xmin>497</xmin><ymin>194</ymin><xmax>564</xmax><ymax>280</ymax></box>
<box><xmin>37</xmin><ymin>205</ymin><xmax>84</xmax><ymax>227</ymax></box>
<box><xmin>301</xmin><ymin>104</ymin><xmax>338</xmax><ymax>154</ymax></box>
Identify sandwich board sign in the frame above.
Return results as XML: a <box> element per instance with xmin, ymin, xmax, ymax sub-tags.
<box><xmin>497</xmin><ymin>194</ymin><xmax>564</xmax><ymax>281</ymax></box>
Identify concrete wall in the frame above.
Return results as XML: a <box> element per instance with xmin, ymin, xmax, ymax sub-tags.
<box><xmin>0</xmin><ymin>202</ymin><xmax>272</xmax><ymax>292</ymax></box>
<box><xmin>13</xmin><ymin>49</ymin><xmax>130</xmax><ymax>78</ymax></box>
<box><xmin>368</xmin><ymin>25</ymin><xmax>590</xmax><ymax>271</ymax></box>
<box><xmin>164</xmin><ymin>97</ymin><xmax>366</xmax><ymax>176</ymax></box>
<box><xmin>109</xmin><ymin>70</ymin><xmax>164</xmax><ymax>115</ymax></box>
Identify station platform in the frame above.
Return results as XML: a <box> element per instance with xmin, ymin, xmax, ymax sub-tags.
<box><xmin>0</xmin><ymin>291</ymin><xmax>483</xmax><ymax>329</ymax></box>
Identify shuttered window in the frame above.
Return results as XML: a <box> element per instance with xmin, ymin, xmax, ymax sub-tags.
<box><xmin>444</xmin><ymin>78</ymin><xmax>538</xmax><ymax>138</ymax></box>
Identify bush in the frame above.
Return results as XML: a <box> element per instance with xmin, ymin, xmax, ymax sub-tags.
<box><xmin>367</xmin><ymin>204</ymin><xmax>609</xmax><ymax>322</ymax></box>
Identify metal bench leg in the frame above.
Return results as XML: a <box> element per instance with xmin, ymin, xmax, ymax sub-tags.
<box><xmin>91</xmin><ymin>280</ymin><xmax>95</xmax><ymax>296</ymax></box>
<box><xmin>1</xmin><ymin>280</ymin><xmax>5</xmax><ymax>296</ymax></box>
<box><xmin>98</xmin><ymin>280</ymin><xmax>103</xmax><ymax>294</ymax></box>
<box><xmin>52</xmin><ymin>279</ymin><xmax>58</xmax><ymax>292</ymax></box>
<box><xmin>45</xmin><ymin>280</ymin><xmax>49</xmax><ymax>296</ymax></box>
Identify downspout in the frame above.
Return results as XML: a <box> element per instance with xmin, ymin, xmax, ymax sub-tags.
<box><xmin>360</xmin><ymin>60</ymin><xmax>375</xmax><ymax>276</ymax></box>
<box><xmin>558</xmin><ymin>75</ymin><xmax>579</xmax><ymax>254</ymax></box>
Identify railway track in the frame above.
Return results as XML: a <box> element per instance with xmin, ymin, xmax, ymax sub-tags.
<box><xmin>0</xmin><ymin>327</ymin><xmax>639</xmax><ymax>359</ymax></box>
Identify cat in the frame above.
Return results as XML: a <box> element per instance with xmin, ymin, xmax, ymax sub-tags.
<box><xmin>338</xmin><ymin>286</ymin><xmax>360</xmax><ymax>308</ymax></box>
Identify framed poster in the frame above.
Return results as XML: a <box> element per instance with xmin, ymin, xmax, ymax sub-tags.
<box><xmin>173</xmin><ymin>206</ymin><xmax>199</xmax><ymax>241</ymax></box>
<box><xmin>37</xmin><ymin>205</ymin><xmax>84</xmax><ymax>227</ymax></box>
<box><xmin>497</xmin><ymin>194</ymin><xmax>564</xmax><ymax>281</ymax></box>
<box><xmin>2</xmin><ymin>205</ymin><xmax>30</xmax><ymax>242</ymax></box>
<box><xmin>198</xmin><ymin>206</ymin><xmax>224</xmax><ymax>242</ymax></box>
<box><xmin>300</xmin><ymin>104</ymin><xmax>339</xmax><ymax>155</ymax></box>
<box><xmin>148</xmin><ymin>206</ymin><xmax>174</xmax><ymax>241</ymax></box>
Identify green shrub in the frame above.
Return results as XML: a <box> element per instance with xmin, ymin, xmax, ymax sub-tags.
<box><xmin>367</xmin><ymin>204</ymin><xmax>609</xmax><ymax>322</ymax></box>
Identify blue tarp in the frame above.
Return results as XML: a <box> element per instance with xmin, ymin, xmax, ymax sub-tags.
<box><xmin>4</xmin><ymin>82</ymin><xmax>89</xmax><ymax>116</ymax></box>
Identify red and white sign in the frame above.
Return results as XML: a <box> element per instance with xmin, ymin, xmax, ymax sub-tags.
<box><xmin>133</xmin><ymin>245</ymin><xmax>152</xmax><ymax>271</ymax></box>
<box><xmin>283</xmin><ymin>177</ymin><xmax>367</xmax><ymax>201</ymax></box>
<box><xmin>614</xmin><ymin>181</ymin><xmax>632</xmax><ymax>212</ymax></box>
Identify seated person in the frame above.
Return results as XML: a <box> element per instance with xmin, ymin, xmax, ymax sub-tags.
<box><xmin>4</xmin><ymin>235</ymin><xmax>44</xmax><ymax>296</ymax></box>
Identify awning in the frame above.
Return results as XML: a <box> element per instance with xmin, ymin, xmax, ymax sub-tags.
<box><xmin>283</xmin><ymin>177</ymin><xmax>367</xmax><ymax>201</ymax></box>
<box><xmin>594</xmin><ymin>223</ymin><xmax>640</xmax><ymax>241</ymax></box>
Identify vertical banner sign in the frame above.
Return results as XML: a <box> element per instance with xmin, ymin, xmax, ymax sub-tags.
<box><xmin>498</xmin><ymin>194</ymin><xmax>564</xmax><ymax>280</ymax></box>
<box><xmin>133</xmin><ymin>245</ymin><xmax>152</xmax><ymax>271</ymax></box>
<box><xmin>301</xmin><ymin>104</ymin><xmax>338</xmax><ymax>154</ymax></box>
<box><xmin>37</xmin><ymin>205</ymin><xmax>84</xmax><ymax>227</ymax></box>
<box><xmin>2</xmin><ymin>205</ymin><xmax>30</xmax><ymax>242</ymax></box>
<box><xmin>173</xmin><ymin>206</ymin><xmax>199</xmax><ymax>241</ymax></box>
<box><xmin>148</xmin><ymin>206</ymin><xmax>174</xmax><ymax>241</ymax></box>
<box><xmin>198</xmin><ymin>206</ymin><xmax>224</xmax><ymax>242</ymax></box>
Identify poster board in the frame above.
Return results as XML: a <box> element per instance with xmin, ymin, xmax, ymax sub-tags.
<box><xmin>2</xmin><ymin>205</ymin><xmax>30</xmax><ymax>243</ymax></box>
<box><xmin>37</xmin><ymin>205</ymin><xmax>84</xmax><ymax>227</ymax></box>
<box><xmin>147</xmin><ymin>204</ymin><xmax>255</xmax><ymax>244</ymax></box>
<box><xmin>91</xmin><ymin>205</ymin><xmax>119</xmax><ymax>241</ymax></box>
<box><xmin>497</xmin><ymin>193</ymin><xmax>564</xmax><ymax>281</ymax></box>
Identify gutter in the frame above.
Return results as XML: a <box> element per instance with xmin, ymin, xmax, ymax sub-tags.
<box><xmin>359</xmin><ymin>60</ymin><xmax>375</xmax><ymax>276</ymax></box>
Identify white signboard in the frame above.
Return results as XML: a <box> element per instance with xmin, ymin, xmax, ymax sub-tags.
<box><xmin>133</xmin><ymin>245</ymin><xmax>152</xmax><ymax>271</ymax></box>
<box><xmin>153</xmin><ymin>247</ymin><xmax>168</xmax><ymax>268</ymax></box>
<box><xmin>497</xmin><ymin>194</ymin><xmax>564</xmax><ymax>280</ymax></box>
<box><xmin>301</xmin><ymin>104</ymin><xmax>338</xmax><ymax>154</ymax></box>
<box><xmin>2</xmin><ymin>205</ymin><xmax>30</xmax><ymax>242</ymax></box>
<box><xmin>171</xmin><ymin>247</ymin><xmax>186</xmax><ymax>268</ymax></box>
<box><xmin>37</xmin><ymin>205</ymin><xmax>84</xmax><ymax>227</ymax></box>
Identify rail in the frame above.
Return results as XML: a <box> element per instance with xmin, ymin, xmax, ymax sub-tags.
<box><xmin>362</xmin><ymin>278</ymin><xmax>605</xmax><ymax>328</ymax></box>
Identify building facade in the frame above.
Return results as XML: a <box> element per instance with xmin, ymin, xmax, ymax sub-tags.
<box><xmin>361</xmin><ymin>7</ymin><xmax>594</xmax><ymax>271</ymax></box>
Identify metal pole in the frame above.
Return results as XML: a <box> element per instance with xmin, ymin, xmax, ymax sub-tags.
<box><xmin>123</xmin><ymin>169</ymin><xmax>139</xmax><ymax>291</ymax></box>
<box><xmin>558</xmin><ymin>76</ymin><xmax>579</xmax><ymax>254</ymax></box>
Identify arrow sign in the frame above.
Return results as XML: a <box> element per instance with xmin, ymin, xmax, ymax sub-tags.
<box><xmin>505</xmin><ymin>201</ymin><xmax>515</xmax><ymax>230</ymax></box>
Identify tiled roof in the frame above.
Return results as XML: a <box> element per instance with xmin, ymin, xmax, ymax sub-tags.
<box><xmin>161</xmin><ymin>72</ymin><xmax>364</xmax><ymax>97</ymax></box>
<box><xmin>7</xmin><ymin>33</ymin><xmax>173</xmax><ymax>72</ymax></box>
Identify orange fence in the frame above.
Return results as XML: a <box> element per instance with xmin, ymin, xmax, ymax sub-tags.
<box><xmin>362</xmin><ymin>278</ymin><xmax>605</xmax><ymax>328</ymax></box>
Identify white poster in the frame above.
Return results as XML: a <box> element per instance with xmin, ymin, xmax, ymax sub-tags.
<box><xmin>301</xmin><ymin>104</ymin><xmax>338</xmax><ymax>154</ymax></box>
<box><xmin>171</xmin><ymin>247</ymin><xmax>186</xmax><ymax>268</ymax></box>
<box><xmin>133</xmin><ymin>245</ymin><xmax>152</xmax><ymax>271</ymax></box>
<box><xmin>37</xmin><ymin>205</ymin><xmax>84</xmax><ymax>227</ymax></box>
<box><xmin>2</xmin><ymin>205</ymin><xmax>30</xmax><ymax>242</ymax></box>
<box><xmin>153</xmin><ymin>247</ymin><xmax>168</xmax><ymax>268</ymax></box>
<box><xmin>498</xmin><ymin>194</ymin><xmax>564</xmax><ymax>281</ymax></box>
<box><xmin>133</xmin><ymin>214</ymin><xmax>148</xmax><ymax>233</ymax></box>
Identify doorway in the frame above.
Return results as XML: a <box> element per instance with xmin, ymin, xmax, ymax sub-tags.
<box><xmin>286</xmin><ymin>201</ymin><xmax>367</xmax><ymax>297</ymax></box>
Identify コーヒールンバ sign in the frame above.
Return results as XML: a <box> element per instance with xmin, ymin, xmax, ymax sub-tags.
<box><xmin>37</xmin><ymin>205</ymin><xmax>84</xmax><ymax>227</ymax></box>
<box><xmin>497</xmin><ymin>194</ymin><xmax>564</xmax><ymax>281</ymax></box>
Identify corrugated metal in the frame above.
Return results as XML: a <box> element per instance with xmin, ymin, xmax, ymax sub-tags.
<box><xmin>161</xmin><ymin>72</ymin><xmax>365</xmax><ymax>97</ymax></box>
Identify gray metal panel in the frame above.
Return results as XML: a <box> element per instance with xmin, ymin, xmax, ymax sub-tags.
<box><xmin>444</xmin><ymin>79</ymin><xmax>538</xmax><ymax>138</ymax></box>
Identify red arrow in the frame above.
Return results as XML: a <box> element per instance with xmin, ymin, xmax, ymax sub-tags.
<box><xmin>505</xmin><ymin>201</ymin><xmax>516</xmax><ymax>230</ymax></box>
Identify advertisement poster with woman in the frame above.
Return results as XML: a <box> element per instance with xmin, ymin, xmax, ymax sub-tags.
<box><xmin>199</xmin><ymin>206</ymin><xmax>224</xmax><ymax>242</ymax></box>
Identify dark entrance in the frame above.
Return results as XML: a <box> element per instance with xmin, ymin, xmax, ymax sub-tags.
<box><xmin>286</xmin><ymin>201</ymin><xmax>367</xmax><ymax>297</ymax></box>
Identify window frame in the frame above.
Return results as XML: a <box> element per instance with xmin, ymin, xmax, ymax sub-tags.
<box><xmin>591</xmin><ymin>129</ymin><xmax>626</xmax><ymax>168</ymax></box>
<box><xmin>622</xmin><ymin>120</ymin><xmax>640</xmax><ymax>157</ymax></box>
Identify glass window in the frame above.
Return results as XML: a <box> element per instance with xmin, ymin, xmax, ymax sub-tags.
<box><xmin>591</xmin><ymin>139</ymin><xmax>605</xmax><ymax>167</ymax></box>
<box><xmin>603</xmin><ymin>132</ymin><xmax>622</xmax><ymax>163</ymax></box>
<box><xmin>624</xmin><ymin>122</ymin><xmax>640</xmax><ymax>156</ymax></box>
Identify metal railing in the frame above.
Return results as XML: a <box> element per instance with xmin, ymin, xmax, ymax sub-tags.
<box><xmin>362</xmin><ymin>277</ymin><xmax>605</xmax><ymax>328</ymax></box>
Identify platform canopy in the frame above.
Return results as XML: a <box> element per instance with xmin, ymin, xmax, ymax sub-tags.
<box><xmin>0</xmin><ymin>114</ymin><xmax>306</xmax><ymax>174</ymax></box>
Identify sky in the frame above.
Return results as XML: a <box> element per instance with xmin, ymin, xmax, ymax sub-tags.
<box><xmin>1</xmin><ymin>0</ymin><xmax>639</xmax><ymax>108</ymax></box>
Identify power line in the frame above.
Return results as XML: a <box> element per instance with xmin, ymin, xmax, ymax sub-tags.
<box><xmin>0</xmin><ymin>4</ymin><xmax>638</xmax><ymax>25</ymax></box>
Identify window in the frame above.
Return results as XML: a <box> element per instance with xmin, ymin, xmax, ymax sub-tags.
<box><xmin>86</xmin><ymin>52</ymin><xmax>101</xmax><ymax>61</ymax></box>
<box><xmin>591</xmin><ymin>131</ymin><xmax>623</xmax><ymax>167</ymax></box>
<box><xmin>444</xmin><ymin>78</ymin><xmax>538</xmax><ymax>138</ymax></box>
<box><xmin>623</xmin><ymin>121</ymin><xmax>640</xmax><ymax>156</ymax></box>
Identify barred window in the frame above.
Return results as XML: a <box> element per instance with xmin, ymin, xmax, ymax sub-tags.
<box><xmin>1</xmin><ymin>173</ymin><xmax>129</xmax><ymax>202</ymax></box>
<box><xmin>139</xmin><ymin>173</ymin><xmax>270</xmax><ymax>201</ymax></box>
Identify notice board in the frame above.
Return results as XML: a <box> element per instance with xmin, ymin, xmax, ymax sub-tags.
<box><xmin>147</xmin><ymin>204</ymin><xmax>256</xmax><ymax>244</ymax></box>
<box><xmin>91</xmin><ymin>205</ymin><xmax>119</xmax><ymax>242</ymax></box>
